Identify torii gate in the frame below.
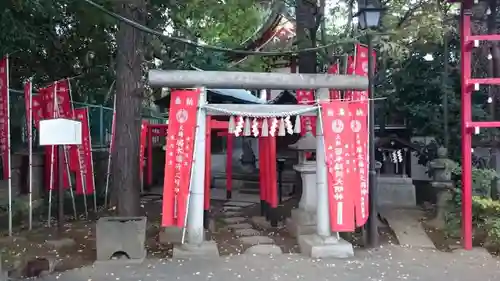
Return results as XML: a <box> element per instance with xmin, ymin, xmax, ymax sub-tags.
<box><xmin>453</xmin><ymin>0</ymin><xmax>500</xmax><ymax>250</ymax></box>
<box><xmin>149</xmin><ymin>70</ymin><xmax>368</xmax><ymax>257</ymax></box>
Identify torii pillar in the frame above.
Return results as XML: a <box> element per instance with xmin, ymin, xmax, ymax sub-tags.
<box><xmin>297</xmin><ymin>88</ymin><xmax>354</xmax><ymax>258</ymax></box>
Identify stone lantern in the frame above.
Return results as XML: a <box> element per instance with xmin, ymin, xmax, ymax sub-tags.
<box><xmin>427</xmin><ymin>147</ymin><xmax>455</xmax><ymax>229</ymax></box>
<box><xmin>286</xmin><ymin>125</ymin><xmax>318</xmax><ymax>237</ymax></box>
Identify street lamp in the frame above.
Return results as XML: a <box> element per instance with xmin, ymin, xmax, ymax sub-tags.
<box><xmin>355</xmin><ymin>0</ymin><xmax>384</xmax><ymax>248</ymax></box>
<box><xmin>356</xmin><ymin>3</ymin><xmax>384</xmax><ymax>30</ymax></box>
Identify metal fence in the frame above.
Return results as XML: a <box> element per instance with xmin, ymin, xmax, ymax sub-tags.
<box><xmin>8</xmin><ymin>89</ymin><xmax>167</xmax><ymax>151</ymax></box>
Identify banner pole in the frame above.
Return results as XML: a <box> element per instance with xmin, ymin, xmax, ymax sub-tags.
<box><xmin>67</xmin><ymin>80</ymin><xmax>88</xmax><ymax>218</ymax></box>
<box><xmin>86</xmin><ymin>109</ymin><xmax>98</xmax><ymax>213</ymax></box>
<box><xmin>56</xmin><ymin>81</ymin><xmax>77</xmax><ymax>219</ymax></box>
<box><xmin>5</xmin><ymin>55</ymin><xmax>12</xmax><ymax>236</ymax></box>
<box><xmin>47</xmin><ymin>83</ymin><xmax>57</xmax><ymax>227</ymax></box>
<box><xmin>27</xmin><ymin>78</ymin><xmax>33</xmax><ymax>230</ymax></box>
<box><xmin>104</xmin><ymin>96</ymin><xmax>116</xmax><ymax>209</ymax></box>
<box><xmin>63</xmin><ymin>147</ymin><xmax>77</xmax><ymax>219</ymax></box>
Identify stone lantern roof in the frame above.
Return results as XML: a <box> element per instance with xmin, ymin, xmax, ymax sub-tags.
<box><xmin>288</xmin><ymin>125</ymin><xmax>316</xmax><ymax>151</ymax></box>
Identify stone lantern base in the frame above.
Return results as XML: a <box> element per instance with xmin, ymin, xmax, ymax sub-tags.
<box><xmin>286</xmin><ymin>209</ymin><xmax>316</xmax><ymax>238</ymax></box>
<box><xmin>286</xmin><ymin>162</ymin><xmax>317</xmax><ymax>237</ymax></box>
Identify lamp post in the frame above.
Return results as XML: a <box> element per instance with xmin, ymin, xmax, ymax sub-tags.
<box><xmin>355</xmin><ymin>0</ymin><xmax>385</xmax><ymax>248</ymax></box>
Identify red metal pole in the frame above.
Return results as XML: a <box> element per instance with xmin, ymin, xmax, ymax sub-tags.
<box><xmin>204</xmin><ymin>118</ymin><xmax>211</xmax><ymax>229</ymax></box>
<box><xmin>269</xmin><ymin>136</ymin><xmax>278</xmax><ymax>208</ymax></box>
<box><xmin>258</xmin><ymin>137</ymin><xmax>266</xmax><ymax>215</ymax></box>
<box><xmin>262</xmin><ymin>136</ymin><xmax>270</xmax><ymax>217</ymax></box>
<box><xmin>226</xmin><ymin>134</ymin><xmax>233</xmax><ymax>199</ymax></box>
<box><xmin>204</xmin><ymin>118</ymin><xmax>211</xmax><ymax>211</ymax></box>
<box><xmin>460</xmin><ymin>6</ymin><xmax>473</xmax><ymax>250</ymax></box>
<box><xmin>147</xmin><ymin>126</ymin><xmax>153</xmax><ymax>186</ymax></box>
<box><xmin>268</xmin><ymin>135</ymin><xmax>278</xmax><ymax>227</ymax></box>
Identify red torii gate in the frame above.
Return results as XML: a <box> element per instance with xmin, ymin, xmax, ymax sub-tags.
<box><xmin>146</xmin><ymin>118</ymin><xmax>278</xmax><ymax>227</ymax></box>
<box><xmin>204</xmin><ymin>118</ymin><xmax>278</xmax><ymax>226</ymax></box>
<box><xmin>454</xmin><ymin>0</ymin><xmax>500</xmax><ymax>250</ymax></box>
<box><xmin>146</xmin><ymin>121</ymin><xmax>234</xmax><ymax>202</ymax></box>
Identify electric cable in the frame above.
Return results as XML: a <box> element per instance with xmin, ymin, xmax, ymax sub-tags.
<box><xmin>83</xmin><ymin>0</ymin><xmax>361</xmax><ymax>56</ymax></box>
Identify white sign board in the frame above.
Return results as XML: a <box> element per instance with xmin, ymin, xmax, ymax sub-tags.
<box><xmin>39</xmin><ymin>118</ymin><xmax>82</xmax><ymax>146</ymax></box>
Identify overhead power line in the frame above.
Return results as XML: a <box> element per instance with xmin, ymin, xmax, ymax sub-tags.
<box><xmin>83</xmin><ymin>0</ymin><xmax>361</xmax><ymax>56</ymax></box>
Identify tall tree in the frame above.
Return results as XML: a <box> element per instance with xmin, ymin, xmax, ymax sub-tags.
<box><xmin>112</xmin><ymin>0</ymin><xmax>146</xmax><ymax>216</ymax></box>
<box><xmin>296</xmin><ymin>0</ymin><xmax>319</xmax><ymax>74</ymax></box>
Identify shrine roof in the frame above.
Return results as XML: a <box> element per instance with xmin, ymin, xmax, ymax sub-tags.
<box><xmin>155</xmin><ymin>88</ymin><xmax>265</xmax><ymax>107</ymax></box>
<box><xmin>209</xmin><ymin>88</ymin><xmax>265</xmax><ymax>104</ymax></box>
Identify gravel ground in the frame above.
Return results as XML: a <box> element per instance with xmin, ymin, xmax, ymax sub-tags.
<box><xmin>34</xmin><ymin>245</ymin><xmax>500</xmax><ymax>281</ymax></box>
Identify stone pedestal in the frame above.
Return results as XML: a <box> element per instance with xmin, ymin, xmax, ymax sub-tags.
<box><xmin>298</xmin><ymin>234</ymin><xmax>354</xmax><ymax>258</ymax></box>
<box><xmin>96</xmin><ymin>217</ymin><xmax>147</xmax><ymax>262</ymax></box>
<box><xmin>377</xmin><ymin>176</ymin><xmax>416</xmax><ymax>207</ymax></box>
<box><xmin>286</xmin><ymin>162</ymin><xmax>317</xmax><ymax>237</ymax></box>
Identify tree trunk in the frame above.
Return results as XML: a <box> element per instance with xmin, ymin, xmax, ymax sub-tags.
<box><xmin>296</xmin><ymin>0</ymin><xmax>318</xmax><ymax>74</ymax></box>
<box><xmin>112</xmin><ymin>0</ymin><xmax>146</xmax><ymax>216</ymax></box>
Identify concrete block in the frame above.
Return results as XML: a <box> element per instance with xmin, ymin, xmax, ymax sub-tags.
<box><xmin>158</xmin><ymin>227</ymin><xmax>183</xmax><ymax>244</ymax></box>
<box><xmin>298</xmin><ymin>234</ymin><xmax>354</xmax><ymax>259</ymax></box>
<box><xmin>96</xmin><ymin>216</ymin><xmax>147</xmax><ymax>262</ymax></box>
<box><xmin>172</xmin><ymin>241</ymin><xmax>219</xmax><ymax>259</ymax></box>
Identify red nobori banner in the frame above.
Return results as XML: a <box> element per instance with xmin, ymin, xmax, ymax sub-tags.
<box><xmin>349</xmin><ymin>101</ymin><xmax>369</xmax><ymax>226</ymax></box>
<box><xmin>72</xmin><ymin>108</ymin><xmax>95</xmax><ymax>195</ymax></box>
<box><xmin>40</xmin><ymin>80</ymin><xmax>72</xmax><ymax>118</ymax></box>
<box><xmin>352</xmin><ymin>44</ymin><xmax>376</xmax><ymax>101</ymax></box>
<box><xmin>24</xmin><ymin>79</ymin><xmax>33</xmax><ymax>131</ymax></box>
<box><xmin>344</xmin><ymin>56</ymin><xmax>355</xmax><ymax>100</ymax></box>
<box><xmin>327</xmin><ymin>64</ymin><xmax>341</xmax><ymax>100</ymax></box>
<box><xmin>0</xmin><ymin>57</ymin><xmax>9</xmax><ymax>180</ymax></box>
<box><xmin>162</xmin><ymin>89</ymin><xmax>200</xmax><ymax>227</ymax></box>
<box><xmin>42</xmin><ymin>81</ymin><xmax>72</xmax><ymax>190</ymax></box>
<box><xmin>322</xmin><ymin>100</ymin><xmax>356</xmax><ymax>232</ymax></box>
<box><xmin>31</xmin><ymin>96</ymin><xmax>44</xmax><ymax>129</ymax></box>
<box><xmin>296</xmin><ymin>90</ymin><xmax>316</xmax><ymax>135</ymax></box>
<box><xmin>139</xmin><ymin>120</ymin><xmax>148</xmax><ymax>181</ymax></box>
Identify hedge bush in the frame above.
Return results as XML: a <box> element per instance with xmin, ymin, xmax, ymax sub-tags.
<box><xmin>444</xmin><ymin>164</ymin><xmax>500</xmax><ymax>251</ymax></box>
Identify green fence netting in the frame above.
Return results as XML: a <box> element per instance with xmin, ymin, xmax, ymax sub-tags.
<box><xmin>9</xmin><ymin>89</ymin><xmax>167</xmax><ymax>151</ymax></box>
